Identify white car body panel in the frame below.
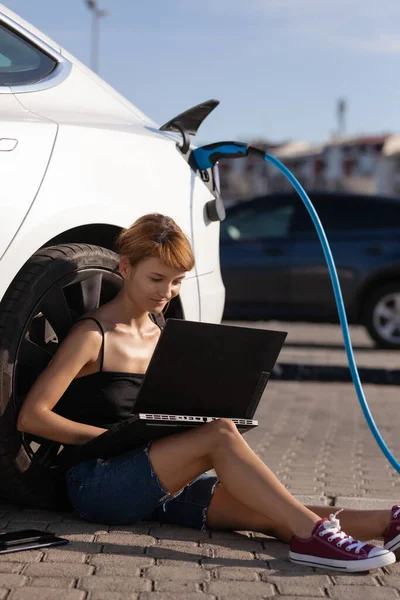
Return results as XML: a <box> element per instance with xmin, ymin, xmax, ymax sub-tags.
<box><xmin>15</xmin><ymin>61</ymin><xmax>151</xmax><ymax>125</ymax></box>
<box><xmin>0</xmin><ymin>5</ymin><xmax>225</xmax><ymax>323</ymax></box>
<box><xmin>0</xmin><ymin>95</ymin><xmax>57</xmax><ymax>259</ymax></box>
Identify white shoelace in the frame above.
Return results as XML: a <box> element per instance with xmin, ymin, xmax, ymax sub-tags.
<box><xmin>319</xmin><ymin>509</ymin><xmax>367</xmax><ymax>554</ymax></box>
<box><xmin>393</xmin><ymin>507</ymin><xmax>400</xmax><ymax>519</ymax></box>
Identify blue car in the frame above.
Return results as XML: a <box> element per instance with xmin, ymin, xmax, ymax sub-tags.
<box><xmin>220</xmin><ymin>191</ymin><xmax>400</xmax><ymax>349</ymax></box>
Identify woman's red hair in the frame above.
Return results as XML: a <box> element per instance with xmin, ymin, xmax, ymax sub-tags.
<box><xmin>115</xmin><ymin>214</ymin><xmax>194</xmax><ymax>272</ymax></box>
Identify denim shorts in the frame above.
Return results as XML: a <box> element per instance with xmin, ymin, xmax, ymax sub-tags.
<box><xmin>65</xmin><ymin>441</ymin><xmax>219</xmax><ymax>531</ymax></box>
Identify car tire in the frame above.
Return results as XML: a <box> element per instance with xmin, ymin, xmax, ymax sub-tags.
<box><xmin>363</xmin><ymin>281</ymin><xmax>400</xmax><ymax>349</ymax></box>
<box><xmin>0</xmin><ymin>243</ymin><xmax>123</xmax><ymax>510</ymax></box>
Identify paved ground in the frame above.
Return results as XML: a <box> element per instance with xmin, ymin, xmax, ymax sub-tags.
<box><xmin>0</xmin><ymin>322</ymin><xmax>400</xmax><ymax>599</ymax></box>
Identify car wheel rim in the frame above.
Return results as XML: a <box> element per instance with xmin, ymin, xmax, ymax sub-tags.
<box><xmin>372</xmin><ymin>292</ymin><xmax>400</xmax><ymax>345</ymax></box>
<box><xmin>13</xmin><ymin>266</ymin><xmax>122</xmax><ymax>467</ymax></box>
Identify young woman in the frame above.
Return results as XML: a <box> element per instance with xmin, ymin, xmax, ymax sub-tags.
<box><xmin>17</xmin><ymin>213</ymin><xmax>399</xmax><ymax>573</ymax></box>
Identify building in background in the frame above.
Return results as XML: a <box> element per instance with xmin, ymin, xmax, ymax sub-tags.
<box><xmin>377</xmin><ymin>135</ymin><xmax>400</xmax><ymax>197</ymax></box>
<box><xmin>218</xmin><ymin>139</ymin><xmax>285</xmax><ymax>205</ymax></box>
<box><xmin>218</xmin><ymin>133</ymin><xmax>400</xmax><ymax>204</ymax></box>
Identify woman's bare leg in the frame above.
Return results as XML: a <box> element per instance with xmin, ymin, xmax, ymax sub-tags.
<box><xmin>205</xmin><ymin>483</ymin><xmax>391</xmax><ymax>543</ymax></box>
<box><xmin>148</xmin><ymin>419</ymin><xmax>320</xmax><ymax>539</ymax></box>
<box><xmin>307</xmin><ymin>506</ymin><xmax>390</xmax><ymax>542</ymax></box>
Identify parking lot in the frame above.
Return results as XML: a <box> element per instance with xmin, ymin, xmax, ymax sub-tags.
<box><xmin>0</xmin><ymin>321</ymin><xmax>399</xmax><ymax>599</ymax></box>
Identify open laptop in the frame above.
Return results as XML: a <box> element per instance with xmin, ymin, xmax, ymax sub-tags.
<box><xmin>73</xmin><ymin>319</ymin><xmax>287</xmax><ymax>462</ymax></box>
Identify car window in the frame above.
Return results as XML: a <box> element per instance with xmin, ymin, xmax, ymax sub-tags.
<box><xmin>0</xmin><ymin>22</ymin><xmax>56</xmax><ymax>86</ymax></box>
<box><xmin>221</xmin><ymin>200</ymin><xmax>295</xmax><ymax>241</ymax></box>
<box><xmin>355</xmin><ymin>198</ymin><xmax>400</xmax><ymax>229</ymax></box>
<box><xmin>293</xmin><ymin>194</ymin><xmax>400</xmax><ymax>233</ymax></box>
<box><xmin>292</xmin><ymin>196</ymin><xmax>336</xmax><ymax>234</ymax></box>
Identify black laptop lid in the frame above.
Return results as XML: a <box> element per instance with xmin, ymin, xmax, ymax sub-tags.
<box><xmin>134</xmin><ymin>319</ymin><xmax>287</xmax><ymax>419</ymax></box>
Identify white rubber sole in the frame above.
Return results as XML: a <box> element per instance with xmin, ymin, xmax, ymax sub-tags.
<box><xmin>289</xmin><ymin>549</ymin><xmax>396</xmax><ymax>572</ymax></box>
<box><xmin>385</xmin><ymin>533</ymin><xmax>400</xmax><ymax>553</ymax></box>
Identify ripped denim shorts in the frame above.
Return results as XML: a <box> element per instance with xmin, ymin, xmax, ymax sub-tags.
<box><xmin>65</xmin><ymin>441</ymin><xmax>219</xmax><ymax>531</ymax></box>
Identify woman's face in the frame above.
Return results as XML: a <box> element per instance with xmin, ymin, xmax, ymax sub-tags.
<box><xmin>120</xmin><ymin>256</ymin><xmax>186</xmax><ymax>313</ymax></box>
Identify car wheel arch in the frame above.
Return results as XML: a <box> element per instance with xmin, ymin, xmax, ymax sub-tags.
<box><xmin>355</xmin><ymin>272</ymin><xmax>400</xmax><ymax>321</ymax></box>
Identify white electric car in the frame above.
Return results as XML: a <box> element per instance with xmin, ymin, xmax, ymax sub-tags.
<box><xmin>0</xmin><ymin>5</ymin><xmax>225</xmax><ymax>508</ymax></box>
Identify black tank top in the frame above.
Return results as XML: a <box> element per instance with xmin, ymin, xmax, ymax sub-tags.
<box><xmin>53</xmin><ymin>315</ymin><xmax>164</xmax><ymax>430</ymax></box>
<box><xmin>53</xmin><ymin>315</ymin><xmax>162</xmax><ymax>429</ymax></box>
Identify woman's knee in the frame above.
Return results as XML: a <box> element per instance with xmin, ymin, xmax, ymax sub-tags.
<box><xmin>206</xmin><ymin>418</ymin><xmax>240</xmax><ymax>447</ymax></box>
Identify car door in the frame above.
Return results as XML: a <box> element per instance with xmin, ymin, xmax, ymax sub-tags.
<box><xmin>0</xmin><ymin>95</ymin><xmax>57</xmax><ymax>259</ymax></box>
<box><xmin>220</xmin><ymin>195</ymin><xmax>297</xmax><ymax>315</ymax></box>
<box><xmin>0</xmin><ymin>21</ymin><xmax>58</xmax><ymax>259</ymax></box>
<box><xmin>288</xmin><ymin>193</ymin><xmax>372</xmax><ymax>319</ymax></box>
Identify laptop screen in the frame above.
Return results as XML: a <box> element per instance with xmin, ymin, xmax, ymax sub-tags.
<box><xmin>134</xmin><ymin>319</ymin><xmax>287</xmax><ymax>418</ymax></box>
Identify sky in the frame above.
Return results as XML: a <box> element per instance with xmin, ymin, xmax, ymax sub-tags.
<box><xmin>2</xmin><ymin>0</ymin><xmax>400</xmax><ymax>146</ymax></box>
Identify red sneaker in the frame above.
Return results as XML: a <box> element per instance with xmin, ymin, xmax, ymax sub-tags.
<box><xmin>289</xmin><ymin>510</ymin><xmax>396</xmax><ymax>572</ymax></box>
<box><xmin>384</xmin><ymin>505</ymin><xmax>400</xmax><ymax>553</ymax></box>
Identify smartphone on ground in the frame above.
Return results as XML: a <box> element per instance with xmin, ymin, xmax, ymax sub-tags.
<box><xmin>0</xmin><ymin>529</ymin><xmax>69</xmax><ymax>554</ymax></box>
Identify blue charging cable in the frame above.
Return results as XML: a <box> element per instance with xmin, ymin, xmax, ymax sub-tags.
<box><xmin>192</xmin><ymin>141</ymin><xmax>400</xmax><ymax>474</ymax></box>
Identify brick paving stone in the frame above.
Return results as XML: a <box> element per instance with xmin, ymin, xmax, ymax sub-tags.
<box><xmin>62</xmin><ymin>541</ymin><xmax>102</xmax><ymax>555</ymax></box>
<box><xmin>110</xmin><ymin>523</ymin><xmax>152</xmax><ymax>534</ymax></box>
<box><xmin>0</xmin><ymin>550</ymin><xmax>43</xmax><ymax>563</ymax></box>
<box><xmin>256</xmin><ymin>550</ymin><xmax>290</xmax><ymax>563</ymax></box>
<box><xmin>380</xmin><ymin>576</ymin><xmax>400</xmax><ymax>588</ymax></box>
<box><xmin>201</xmin><ymin>557</ymin><xmax>267</xmax><ymax>569</ymax></box>
<box><xmin>149</xmin><ymin>526</ymin><xmax>209</xmax><ymax>541</ymax></box>
<box><xmin>156</xmin><ymin>559</ymin><xmax>201</xmax><ymax>568</ymax></box>
<box><xmin>329</xmin><ymin>585</ymin><xmax>400</xmax><ymax>599</ymax></box>
<box><xmin>146</xmin><ymin>540</ymin><xmax>210</xmax><ymax>561</ymax></box>
<box><xmin>78</xmin><ymin>576</ymin><xmax>152</xmax><ymax>592</ymax></box>
<box><xmin>275</xmin><ymin>597</ymin><xmax>330</xmax><ymax>600</ymax></box>
<box><xmin>294</xmin><ymin>495</ymin><xmax>331</xmax><ymax>506</ymax></box>
<box><xmin>43</xmin><ymin>548</ymin><xmax>88</xmax><ymax>563</ymax></box>
<box><xmin>145</xmin><ymin>566</ymin><xmax>210</xmax><ymax>581</ymax></box>
<box><xmin>264</xmin><ymin>573</ymin><xmax>330</xmax><ymax>596</ymax></box>
<box><xmin>26</xmin><ymin>577</ymin><xmax>76</xmax><ymax>588</ymax></box>
<box><xmin>201</xmin><ymin>545</ymin><xmax>254</xmax><ymax>560</ymax></box>
<box><xmin>89</xmin><ymin>554</ymin><xmax>154</xmax><ymax>572</ymax></box>
<box><xmin>58</xmin><ymin>533</ymin><xmax>97</xmax><ymax>543</ymax></box>
<box><xmin>101</xmin><ymin>544</ymin><xmax>147</xmax><ymax>556</ymax></box>
<box><xmin>260</xmin><ymin>540</ymin><xmax>289</xmax><ymax>558</ymax></box>
<box><xmin>94</xmin><ymin>566</ymin><xmax>140</xmax><ymax>577</ymax></box>
<box><xmin>335</xmin><ymin>497</ymin><xmax>399</xmax><ymax>509</ymax></box>
<box><xmin>332</xmin><ymin>575</ymin><xmax>380</xmax><ymax>585</ymax></box>
<box><xmin>88</xmin><ymin>593</ymin><xmax>139</xmax><ymax>600</ymax></box>
<box><xmin>10</xmin><ymin>589</ymin><xmax>86</xmax><ymax>600</ymax></box>
<box><xmin>203</xmin><ymin>538</ymin><xmax>263</xmax><ymax>552</ymax></box>
<box><xmin>5</xmin><ymin>521</ymin><xmax>50</xmax><ymax>532</ymax></box>
<box><xmin>139</xmin><ymin>594</ymin><xmax>215</xmax><ymax>600</ymax></box>
<box><xmin>0</xmin><ymin>591</ymin><xmax>7</xmax><ymax>600</ymax></box>
<box><xmin>153</xmin><ymin>581</ymin><xmax>200</xmax><ymax>592</ymax></box>
<box><xmin>0</xmin><ymin>563</ymin><xmax>24</xmax><ymax>573</ymax></box>
<box><xmin>385</xmin><ymin>564</ymin><xmax>400</xmax><ymax>575</ymax></box>
<box><xmin>205</xmin><ymin>579</ymin><xmax>275</xmax><ymax>597</ymax></box>
<box><xmin>214</xmin><ymin>566</ymin><xmax>261</xmax><ymax>580</ymax></box>
<box><xmin>0</xmin><ymin>574</ymin><xmax>26</xmax><ymax>587</ymax></box>
<box><xmin>96</xmin><ymin>534</ymin><xmax>156</xmax><ymax>547</ymax></box>
<box><xmin>209</xmin><ymin>530</ymin><xmax>251</xmax><ymax>540</ymax></box>
<box><xmin>261</xmin><ymin>559</ymin><xmax>315</xmax><ymax>573</ymax></box>
<box><xmin>52</xmin><ymin>522</ymin><xmax>110</xmax><ymax>535</ymax></box>
<box><xmin>22</xmin><ymin>562</ymin><xmax>94</xmax><ymax>577</ymax></box>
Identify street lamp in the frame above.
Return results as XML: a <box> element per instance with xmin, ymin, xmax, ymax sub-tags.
<box><xmin>85</xmin><ymin>0</ymin><xmax>108</xmax><ymax>74</ymax></box>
